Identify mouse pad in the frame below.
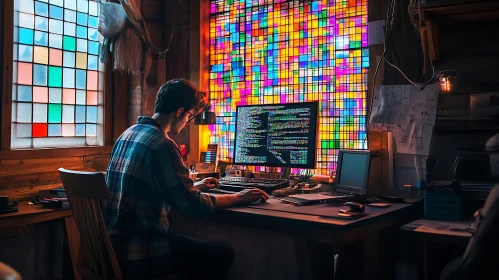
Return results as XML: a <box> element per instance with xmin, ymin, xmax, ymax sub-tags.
<box><xmin>243</xmin><ymin>198</ymin><xmax>406</xmax><ymax>219</ymax></box>
<box><xmin>242</xmin><ymin>198</ymin><xmax>409</xmax><ymax>220</ymax></box>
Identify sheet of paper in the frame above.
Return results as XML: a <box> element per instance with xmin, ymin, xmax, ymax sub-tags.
<box><xmin>369</xmin><ymin>84</ymin><xmax>439</xmax><ymax>155</ymax></box>
<box><xmin>401</xmin><ymin>219</ymin><xmax>472</xmax><ymax>237</ymax></box>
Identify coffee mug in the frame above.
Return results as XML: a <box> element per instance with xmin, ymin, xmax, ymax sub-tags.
<box><xmin>0</xmin><ymin>196</ymin><xmax>9</xmax><ymax>211</ymax></box>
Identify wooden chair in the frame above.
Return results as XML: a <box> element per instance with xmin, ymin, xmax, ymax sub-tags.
<box><xmin>58</xmin><ymin>168</ymin><xmax>123</xmax><ymax>280</ymax></box>
<box><xmin>59</xmin><ymin>168</ymin><xmax>184</xmax><ymax>280</ymax></box>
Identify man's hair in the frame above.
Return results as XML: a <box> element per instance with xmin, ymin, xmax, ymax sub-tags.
<box><xmin>154</xmin><ymin>79</ymin><xmax>206</xmax><ymax>115</ymax></box>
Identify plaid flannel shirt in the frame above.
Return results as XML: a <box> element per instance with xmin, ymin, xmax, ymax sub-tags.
<box><xmin>102</xmin><ymin>116</ymin><xmax>216</xmax><ymax>261</ymax></box>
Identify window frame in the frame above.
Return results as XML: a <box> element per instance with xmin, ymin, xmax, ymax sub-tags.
<box><xmin>1</xmin><ymin>0</ymin><xmax>116</xmax><ymax>159</ymax></box>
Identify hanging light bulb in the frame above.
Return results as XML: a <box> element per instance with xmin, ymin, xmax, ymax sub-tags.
<box><xmin>440</xmin><ymin>76</ymin><xmax>451</xmax><ymax>92</ymax></box>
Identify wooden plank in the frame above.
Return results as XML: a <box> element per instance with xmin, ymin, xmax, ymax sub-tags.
<box><xmin>0</xmin><ymin>146</ymin><xmax>113</xmax><ymax>160</ymax></box>
<box><xmin>1</xmin><ymin>0</ymin><xmax>14</xmax><ymax>150</ymax></box>
<box><xmin>0</xmin><ymin>157</ymin><xmax>86</xmax><ymax>176</ymax></box>
<box><xmin>83</xmin><ymin>155</ymin><xmax>110</xmax><ymax>171</ymax></box>
<box><xmin>104</xmin><ymin>55</ymin><xmax>114</xmax><ymax>146</ymax></box>
<box><xmin>64</xmin><ymin>216</ymin><xmax>82</xmax><ymax>280</ymax></box>
<box><xmin>113</xmin><ymin>71</ymin><xmax>129</xmax><ymax>140</ymax></box>
<box><xmin>0</xmin><ymin>0</ymin><xmax>3</xmax><ymax>128</ymax></box>
<box><xmin>0</xmin><ymin>202</ymin><xmax>72</xmax><ymax>228</ymax></box>
<box><xmin>0</xmin><ymin>183</ymin><xmax>62</xmax><ymax>201</ymax></box>
<box><xmin>128</xmin><ymin>74</ymin><xmax>143</xmax><ymax>128</ymax></box>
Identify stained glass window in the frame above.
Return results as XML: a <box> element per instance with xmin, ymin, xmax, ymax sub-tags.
<box><xmin>11</xmin><ymin>0</ymin><xmax>103</xmax><ymax>149</ymax></box>
<box><xmin>209</xmin><ymin>0</ymin><xmax>368</xmax><ymax>175</ymax></box>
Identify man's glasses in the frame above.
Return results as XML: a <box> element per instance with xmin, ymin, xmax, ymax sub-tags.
<box><xmin>186</xmin><ymin>111</ymin><xmax>196</xmax><ymax>124</ymax></box>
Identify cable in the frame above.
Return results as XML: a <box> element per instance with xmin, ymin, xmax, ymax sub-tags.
<box><xmin>162</xmin><ymin>0</ymin><xmax>181</xmax><ymax>56</ymax></box>
<box><xmin>384</xmin><ymin>58</ymin><xmax>435</xmax><ymax>86</ymax></box>
<box><xmin>118</xmin><ymin>0</ymin><xmax>180</xmax><ymax>56</ymax></box>
<box><xmin>382</xmin><ymin>0</ymin><xmax>436</xmax><ymax>86</ymax></box>
<box><xmin>367</xmin><ymin>0</ymin><xmax>396</xmax><ymax>135</ymax></box>
<box><xmin>368</xmin><ymin>0</ymin><xmax>436</xmax><ymax>127</ymax></box>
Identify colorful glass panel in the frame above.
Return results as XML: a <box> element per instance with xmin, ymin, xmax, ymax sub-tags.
<box><xmin>12</xmin><ymin>0</ymin><xmax>103</xmax><ymax>149</ymax></box>
<box><xmin>209</xmin><ymin>0</ymin><xmax>368</xmax><ymax>175</ymax></box>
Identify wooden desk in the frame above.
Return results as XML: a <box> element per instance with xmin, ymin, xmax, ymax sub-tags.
<box><xmin>0</xmin><ymin>202</ymin><xmax>81</xmax><ymax>280</ymax></box>
<box><xmin>200</xmin><ymin>197</ymin><xmax>415</xmax><ymax>280</ymax></box>
<box><xmin>401</xmin><ymin>219</ymin><xmax>472</xmax><ymax>280</ymax></box>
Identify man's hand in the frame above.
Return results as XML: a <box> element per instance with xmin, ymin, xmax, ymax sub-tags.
<box><xmin>195</xmin><ymin>177</ymin><xmax>220</xmax><ymax>192</ymax></box>
<box><xmin>235</xmin><ymin>188</ymin><xmax>269</xmax><ymax>205</ymax></box>
<box><xmin>213</xmin><ymin>188</ymin><xmax>270</xmax><ymax>209</ymax></box>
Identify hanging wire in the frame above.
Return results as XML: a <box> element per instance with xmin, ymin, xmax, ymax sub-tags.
<box><xmin>118</xmin><ymin>0</ymin><xmax>180</xmax><ymax>57</ymax></box>
<box><xmin>368</xmin><ymin>0</ymin><xmax>436</xmax><ymax>129</ymax></box>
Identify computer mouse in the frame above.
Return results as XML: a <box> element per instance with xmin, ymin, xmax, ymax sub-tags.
<box><xmin>340</xmin><ymin>202</ymin><xmax>365</xmax><ymax>213</ymax></box>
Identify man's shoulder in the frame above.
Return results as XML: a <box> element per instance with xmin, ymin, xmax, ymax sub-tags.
<box><xmin>118</xmin><ymin>124</ymin><xmax>169</xmax><ymax>149</ymax></box>
<box><xmin>118</xmin><ymin>124</ymin><xmax>178</xmax><ymax>151</ymax></box>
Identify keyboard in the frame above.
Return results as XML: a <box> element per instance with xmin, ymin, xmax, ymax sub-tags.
<box><xmin>218</xmin><ymin>177</ymin><xmax>289</xmax><ymax>193</ymax></box>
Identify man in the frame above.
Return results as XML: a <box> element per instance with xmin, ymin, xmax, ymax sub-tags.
<box><xmin>102</xmin><ymin>79</ymin><xmax>269</xmax><ymax>279</ymax></box>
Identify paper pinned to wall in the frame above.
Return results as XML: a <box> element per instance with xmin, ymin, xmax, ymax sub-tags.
<box><xmin>369</xmin><ymin>84</ymin><xmax>439</xmax><ymax>155</ymax></box>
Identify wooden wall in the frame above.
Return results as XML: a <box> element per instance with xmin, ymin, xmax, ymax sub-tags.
<box><xmin>0</xmin><ymin>150</ymin><xmax>111</xmax><ymax>201</ymax></box>
<box><xmin>0</xmin><ymin>0</ymin><xmax>393</xmax><ymax>213</ymax></box>
<box><xmin>0</xmin><ymin>0</ymin><xmax>174</xmax><ymax>202</ymax></box>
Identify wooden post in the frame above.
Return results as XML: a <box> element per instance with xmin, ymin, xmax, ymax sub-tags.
<box><xmin>1</xmin><ymin>0</ymin><xmax>14</xmax><ymax>150</ymax></box>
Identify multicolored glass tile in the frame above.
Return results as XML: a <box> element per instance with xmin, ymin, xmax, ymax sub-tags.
<box><xmin>209</xmin><ymin>0</ymin><xmax>368</xmax><ymax>175</ymax></box>
<box><xmin>12</xmin><ymin>0</ymin><xmax>103</xmax><ymax>149</ymax></box>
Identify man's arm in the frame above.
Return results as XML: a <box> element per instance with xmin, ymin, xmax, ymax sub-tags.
<box><xmin>193</xmin><ymin>177</ymin><xmax>219</xmax><ymax>192</ymax></box>
<box><xmin>213</xmin><ymin>194</ymin><xmax>239</xmax><ymax>210</ymax></box>
<box><xmin>151</xmin><ymin>141</ymin><xmax>217</xmax><ymax>217</ymax></box>
<box><xmin>152</xmin><ymin>140</ymin><xmax>269</xmax><ymax>212</ymax></box>
<box><xmin>214</xmin><ymin>189</ymin><xmax>270</xmax><ymax>209</ymax></box>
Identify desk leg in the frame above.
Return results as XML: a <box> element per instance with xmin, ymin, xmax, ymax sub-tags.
<box><xmin>363</xmin><ymin>232</ymin><xmax>380</xmax><ymax>280</ymax></box>
<box><xmin>292</xmin><ymin>237</ymin><xmax>313</xmax><ymax>280</ymax></box>
<box><xmin>64</xmin><ymin>216</ymin><xmax>82</xmax><ymax>280</ymax></box>
<box><xmin>423</xmin><ymin>240</ymin><xmax>428</xmax><ymax>280</ymax></box>
<box><xmin>292</xmin><ymin>237</ymin><xmax>336</xmax><ymax>280</ymax></box>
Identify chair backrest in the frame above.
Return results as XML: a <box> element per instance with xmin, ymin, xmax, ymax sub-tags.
<box><xmin>58</xmin><ymin>168</ymin><xmax>122</xmax><ymax>280</ymax></box>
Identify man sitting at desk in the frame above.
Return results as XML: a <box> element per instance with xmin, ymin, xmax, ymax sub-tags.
<box><xmin>102</xmin><ymin>79</ymin><xmax>269</xmax><ymax>279</ymax></box>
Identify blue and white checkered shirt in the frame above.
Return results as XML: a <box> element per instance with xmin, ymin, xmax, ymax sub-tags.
<box><xmin>102</xmin><ymin>116</ymin><xmax>216</xmax><ymax>261</ymax></box>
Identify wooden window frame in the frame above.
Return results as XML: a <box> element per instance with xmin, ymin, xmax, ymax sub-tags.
<box><xmin>0</xmin><ymin>0</ymin><xmax>125</xmax><ymax>160</ymax></box>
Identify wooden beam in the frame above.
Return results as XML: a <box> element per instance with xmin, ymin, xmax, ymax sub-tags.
<box><xmin>0</xmin><ymin>0</ymin><xmax>3</xmax><ymax>142</ymax></box>
<box><xmin>113</xmin><ymin>71</ymin><xmax>129</xmax><ymax>140</ymax></box>
<box><xmin>104</xmin><ymin>56</ymin><xmax>114</xmax><ymax>146</ymax></box>
<box><xmin>0</xmin><ymin>146</ymin><xmax>113</xmax><ymax>160</ymax></box>
<box><xmin>0</xmin><ymin>183</ymin><xmax>64</xmax><ymax>201</ymax></box>
<box><xmin>1</xmin><ymin>0</ymin><xmax>14</xmax><ymax>150</ymax></box>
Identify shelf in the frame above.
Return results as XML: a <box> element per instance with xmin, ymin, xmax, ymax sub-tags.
<box><xmin>420</xmin><ymin>0</ymin><xmax>499</xmax><ymax>24</ymax></box>
<box><xmin>417</xmin><ymin>0</ymin><xmax>499</xmax><ymax>64</ymax></box>
<box><xmin>435</xmin><ymin>119</ymin><xmax>499</xmax><ymax>131</ymax></box>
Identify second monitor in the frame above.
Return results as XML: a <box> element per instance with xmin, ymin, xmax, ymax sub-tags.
<box><xmin>234</xmin><ymin>102</ymin><xmax>319</xmax><ymax>169</ymax></box>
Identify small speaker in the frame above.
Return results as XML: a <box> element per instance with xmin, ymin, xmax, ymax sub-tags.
<box><xmin>226</xmin><ymin>169</ymin><xmax>242</xmax><ymax>177</ymax></box>
<box><xmin>194</xmin><ymin>111</ymin><xmax>216</xmax><ymax>125</ymax></box>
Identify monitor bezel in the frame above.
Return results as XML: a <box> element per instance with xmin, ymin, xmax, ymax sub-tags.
<box><xmin>232</xmin><ymin>101</ymin><xmax>319</xmax><ymax>169</ymax></box>
<box><xmin>334</xmin><ymin>149</ymin><xmax>371</xmax><ymax>195</ymax></box>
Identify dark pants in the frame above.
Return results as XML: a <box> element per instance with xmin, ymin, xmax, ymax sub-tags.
<box><xmin>122</xmin><ymin>233</ymin><xmax>235</xmax><ymax>280</ymax></box>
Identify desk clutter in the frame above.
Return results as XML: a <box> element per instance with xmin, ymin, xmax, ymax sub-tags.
<box><xmin>27</xmin><ymin>188</ymin><xmax>69</xmax><ymax>209</ymax></box>
<box><xmin>0</xmin><ymin>196</ymin><xmax>18</xmax><ymax>214</ymax></box>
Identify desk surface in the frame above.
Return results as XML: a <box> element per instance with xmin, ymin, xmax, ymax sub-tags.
<box><xmin>401</xmin><ymin>218</ymin><xmax>473</xmax><ymax>238</ymax></box>
<box><xmin>0</xmin><ymin>202</ymin><xmax>72</xmax><ymax>228</ymax></box>
<box><xmin>208</xmin><ymin>195</ymin><xmax>413</xmax><ymax>231</ymax></box>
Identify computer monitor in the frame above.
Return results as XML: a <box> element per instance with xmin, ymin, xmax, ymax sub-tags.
<box><xmin>334</xmin><ymin>150</ymin><xmax>371</xmax><ymax>195</ymax></box>
<box><xmin>233</xmin><ymin>102</ymin><xmax>319</xmax><ymax>169</ymax></box>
